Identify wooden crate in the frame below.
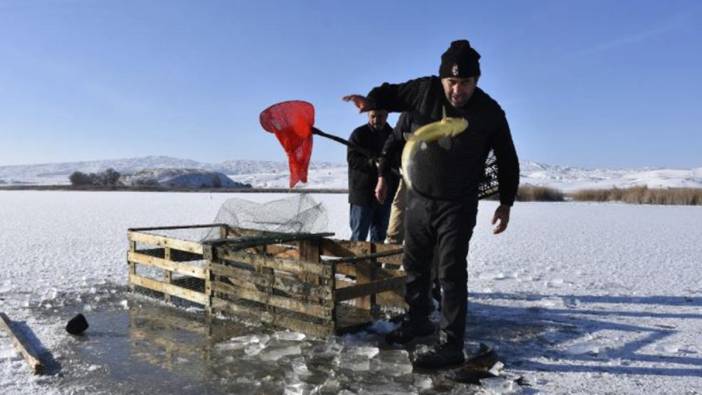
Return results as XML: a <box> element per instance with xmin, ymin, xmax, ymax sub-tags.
<box><xmin>127</xmin><ymin>224</ymin><xmax>406</xmax><ymax>337</ymax></box>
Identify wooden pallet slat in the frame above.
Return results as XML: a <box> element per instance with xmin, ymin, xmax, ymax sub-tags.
<box><xmin>128</xmin><ymin>231</ymin><xmax>204</xmax><ymax>254</ymax></box>
<box><xmin>212</xmin><ymin>281</ymin><xmax>331</xmax><ymax>319</ymax></box>
<box><xmin>335</xmin><ymin>276</ymin><xmax>406</xmax><ymax>302</ymax></box>
<box><xmin>219</xmin><ymin>249</ymin><xmax>332</xmax><ymax>277</ymax></box>
<box><xmin>210</xmin><ymin>263</ymin><xmax>332</xmax><ymax>301</ymax></box>
<box><xmin>129</xmin><ymin>273</ymin><xmax>208</xmax><ymax>305</ymax></box>
<box><xmin>128</xmin><ymin>251</ymin><xmax>206</xmax><ymax>279</ymax></box>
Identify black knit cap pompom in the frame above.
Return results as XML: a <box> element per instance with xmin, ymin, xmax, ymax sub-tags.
<box><xmin>439</xmin><ymin>40</ymin><xmax>481</xmax><ymax>78</ymax></box>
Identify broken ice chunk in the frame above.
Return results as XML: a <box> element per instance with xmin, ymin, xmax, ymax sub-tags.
<box><xmin>335</xmin><ymin>352</ymin><xmax>371</xmax><ymax>372</ymax></box>
<box><xmin>372</xmin><ymin>349</ymin><xmax>412</xmax><ymax>376</ymax></box>
<box><xmin>273</xmin><ymin>331</ymin><xmax>306</xmax><ymax>341</ymax></box>
<box><xmin>290</xmin><ymin>357</ymin><xmax>310</xmax><ymax>376</ymax></box>
<box><xmin>480</xmin><ymin>376</ymin><xmax>519</xmax><ymax>394</ymax></box>
<box><xmin>352</xmin><ymin>346</ymin><xmax>379</xmax><ymax>359</ymax></box>
<box><xmin>244</xmin><ymin>343</ymin><xmax>267</xmax><ymax>356</ymax></box>
<box><xmin>259</xmin><ymin>345</ymin><xmax>302</xmax><ymax>361</ymax></box>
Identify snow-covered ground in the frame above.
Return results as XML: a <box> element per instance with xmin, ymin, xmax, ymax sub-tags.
<box><xmin>0</xmin><ymin>191</ymin><xmax>701</xmax><ymax>394</ymax></box>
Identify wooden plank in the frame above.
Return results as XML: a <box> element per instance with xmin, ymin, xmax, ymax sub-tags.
<box><xmin>212</xmin><ymin>281</ymin><xmax>331</xmax><ymax>319</ymax></box>
<box><xmin>355</xmin><ymin>245</ymin><xmax>374</xmax><ymax>310</ymax></box>
<box><xmin>128</xmin><ymin>231</ymin><xmax>204</xmax><ymax>254</ymax></box>
<box><xmin>324</xmin><ymin>248</ymin><xmax>403</xmax><ymax>263</ymax></box>
<box><xmin>299</xmin><ymin>239</ymin><xmax>322</xmax><ymax>285</ymax></box>
<box><xmin>128</xmin><ymin>241</ymin><xmax>137</xmax><ymax>287</ymax></box>
<box><xmin>212</xmin><ymin>299</ymin><xmax>334</xmax><ymax>337</ymax></box>
<box><xmin>136</xmin><ymin>248</ymin><xmax>203</xmax><ymax>262</ymax></box>
<box><xmin>335</xmin><ymin>276</ymin><xmax>406</xmax><ymax>302</ymax></box>
<box><xmin>210</xmin><ymin>263</ymin><xmax>332</xmax><ymax>301</ymax></box>
<box><xmin>299</xmin><ymin>239</ymin><xmax>321</xmax><ymax>263</ymax></box>
<box><xmin>0</xmin><ymin>313</ymin><xmax>44</xmax><ymax>374</ymax></box>
<box><xmin>219</xmin><ymin>249</ymin><xmax>332</xmax><ymax>277</ymax></box>
<box><xmin>335</xmin><ymin>263</ymin><xmax>357</xmax><ymax>277</ymax></box>
<box><xmin>266</xmin><ymin>244</ymin><xmax>299</xmax><ymax>259</ymax></box>
<box><xmin>163</xmin><ymin>248</ymin><xmax>173</xmax><ymax>303</ymax></box>
<box><xmin>336</xmin><ymin>275</ymin><xmax>406</xmax><ymax>308</ymax></box>
<box><xmin>336</xmin><ymin>263</ymin><xmax>401</xmax><ymax>280</ymax></box>
<box><xmin>128</xmin><ymin>251</ymin><xmax>206</xmax><ymax>279</ymax></box>
<box><xmin>205</xmin><ymin>232</ymin><xmax>334</xmax><ymax>251</ymax></box>
<box><xmin>226</xmin><ymin>226</ymin><xmax>277</xmax><ymax>238</ymax></box>
<box><xmin>129</xmin><ymin>273</ymin><xmax>208</xmax><ymax>305</ymax></box>
<box><xmin>204</xmin><ymin>265</ymin><xmax>213</xmax><ymax>313</ymax></box>
<box><xmin>320</xmin><ymin>238</ymin><xmax>365</xmax><ymax>257</ymax></box>
<box><xmin>128</xmin><ymin>223</ymin><xmax>228</xmax><ymax>232</ymax></box>
<box><xmin>321</xmin><ymin>239</ymin><xmax>404</xmax><ymax>265</ymax></box>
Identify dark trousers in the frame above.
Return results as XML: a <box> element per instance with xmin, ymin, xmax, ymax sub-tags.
<box><xmin>349</xmin><ymin>199</ymin><xmax>392</xmax><ymax>243</ymax></box>
<box><xmin>403</xmin><ymin>189</ymin><xmax>478</xmax><ymax>346</ymax></box>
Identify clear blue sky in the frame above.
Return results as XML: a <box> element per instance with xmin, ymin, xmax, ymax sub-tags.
<box><xmin>1</xmin><ymin>0</ymin><xmax>700</xmax><ymax>168</ymax></box>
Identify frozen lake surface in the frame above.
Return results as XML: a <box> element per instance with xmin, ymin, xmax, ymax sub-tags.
<box><xmin>0</xmin><ymin>191</ymin><xmax>701</xmax><ymax>394</ymax></box>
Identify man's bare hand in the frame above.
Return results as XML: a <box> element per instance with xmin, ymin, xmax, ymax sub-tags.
<box><xmin>492</xmin><ymin>204</ymin><xmax>511</xmax><ymax>234</ymax></box>
<box><xmin>374</xmin><ymin>177</ymin><xmax>388</xmax><ymax>204</ymax></box>
<box><xmin>342</xmin><ymin>94</ymin><xmax>370</xmax><ymax>112</ymax></box>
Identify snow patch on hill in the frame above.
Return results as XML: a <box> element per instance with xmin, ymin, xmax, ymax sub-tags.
<box><xmin>121</xmin><ymin>168</ymin><xmax>251</xmax><ymax>188</ymax></box>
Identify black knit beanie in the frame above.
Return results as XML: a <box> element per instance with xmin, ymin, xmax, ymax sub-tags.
<box><xmin>439</xmin><ymin>40</ymin><xmax>481</xmax><ymax>78</ymax></box>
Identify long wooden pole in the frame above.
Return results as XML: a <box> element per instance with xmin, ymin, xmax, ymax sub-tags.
<box><xmin>0</xmin><ymin>312</ymin><xmax>44</xmax><ymax>374</ymax></box>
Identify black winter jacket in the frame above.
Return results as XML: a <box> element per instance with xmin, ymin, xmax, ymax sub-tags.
<box><xmin>379</xmin><ymin>112</ymin><xmax>413</xmax><ymax>174</ymax></box>
<box><xmin>347</xmin><ymin>123</ymin><xmax>395</xmax><ymax>205</ymax></box>
<box><xmin>367</xmin><ymin>76</ymin><xmax>520</xmax><ymax>206</ymax></box>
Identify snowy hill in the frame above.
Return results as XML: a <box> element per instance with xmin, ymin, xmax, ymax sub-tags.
<box><xmin>520</xmin><ymin>160</ymin><xmax>702</xmax><ymax>191</ymax></box>
<box><xmin>0</xmin><ymin>156</ymin><xmax>700</xmax><ymax>190</ymax></box>
<box><xmin>120</xmin><ymin>168</ymin><xmax>251</xmax><ymax>188</ymax></box>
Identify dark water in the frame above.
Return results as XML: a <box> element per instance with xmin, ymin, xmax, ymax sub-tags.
<box><xmin>34</xmin><ymin>286</ymin><xmax>486</xmax><ymax>395</ymax></box>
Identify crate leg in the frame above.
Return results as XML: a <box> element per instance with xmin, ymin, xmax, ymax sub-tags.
<box><xmin>128</xmin><ymin>241</ymin><xmax>137</xmax><ymax>291</ymax></box>
<box><xmin>163</xmin><ymin>247</ymin><xmax>172</xmax><ymax>303</ymax></box>
<box><xmin>205</xmin><ymin>267</ymin><xmax>213</xmax><ymax>315</ymax></box>
<box><xmin>356</xmin><ymin>242</ymin><xmax>373</xmax><ymax>310</ymax></box>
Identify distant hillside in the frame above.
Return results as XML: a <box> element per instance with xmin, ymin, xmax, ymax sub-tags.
<box><xmin>1</xmin><ymin>156</ymin><xmax>700</xmax><ymax>191</ymax></box>
<box><xmin>0</xmin><ymin>156</ymin><xmax>341</xmax><ymax>186</ymax></box>
<box><xmin>121</xmin><ymin>168</ymin><xmax>251</xmax><ymax>188</ymax></box>
<box><xmin>520</xmin><ymin>161</ymin><xmax>702</xmax><ymax>191</ymax></box>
